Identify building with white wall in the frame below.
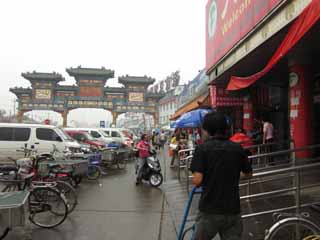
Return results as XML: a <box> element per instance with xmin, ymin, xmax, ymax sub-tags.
<box><xmin>158</xmin><ymin>86</ymin><xmax>184</xmax><ymax>127</ymax></box>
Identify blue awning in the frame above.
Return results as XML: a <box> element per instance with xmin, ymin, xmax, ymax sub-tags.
<box><xmin>175</xmin><ymin>108</ymin><xmax>213</xmax><ymax>128</ymax></box>
<box><xmin>170</xmin><ymin>121</ymin><xmax>177</xmax><ymax>129</ymax></box>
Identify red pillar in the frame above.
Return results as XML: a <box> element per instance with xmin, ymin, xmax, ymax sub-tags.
<box><xmin>288</xmin><ymin>63</ymin><xmax>313</xmax><ymax>158</ymax></box>
<box><xmin>243</xmin><ymin>95</ymin><xmax>254</xmax><ymax>133</ymax></box>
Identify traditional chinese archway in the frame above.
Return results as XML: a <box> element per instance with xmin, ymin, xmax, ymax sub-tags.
<box><xmin>10</xmin><ymin>67</ymin><xmax>163</xmax><ymax>127</ymax></box>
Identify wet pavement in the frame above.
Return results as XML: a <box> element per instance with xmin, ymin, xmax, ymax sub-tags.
<box><xmin>3</xmin><ymin>145</ymin><xmax>320</xmax><ymax>240</ymax></box>
<box><xmin>4</xmin><ymin>146</ymin><xmax>178</xmax><ymax>240</ymax></box>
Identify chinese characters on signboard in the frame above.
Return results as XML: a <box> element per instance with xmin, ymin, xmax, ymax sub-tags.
<box><xmin>128</xmin><ymin>92</ymin><xmax>144</xmax><ymax>102</ymax></box>
<box><xmin>35</xmin><ymin>89</ymin><xmax>51</xmax><ymax>99</ymax></box>
<box><xmin>210</xmin><ymin>86</ymin><xmax>243</xmax><ymax>107</ymax></box>
<box><xmin>206</xmin><ymin>0</ymin><xmax>284</xmax><ymax>70</ymax></box>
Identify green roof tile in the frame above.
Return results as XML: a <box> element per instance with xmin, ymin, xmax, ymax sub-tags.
<box><xmin>66</xmin><ymin>66</ymin><xmax>114</xmax><ymax>78</ymax></box>
<box><xmin>21</xmin><ymin>71</ymin><xmax>64</xmax><ymax>81</ymax></box>
<box><xmin>118</xmin><ymin>75</ymin><xmax>155</xmax><ymax>85</ymax></box>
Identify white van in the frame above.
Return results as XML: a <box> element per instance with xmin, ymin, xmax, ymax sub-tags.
<box><xmin>64</xmin><ymin>128</ymin><xmax>114</xmax><ymax>144</ymax></box>
<box><xmin>0</xmin><ymin>123</ymin><xmax>81</xmax><ymax>162</ymax></box>
<box><xmin>100</xmin><ymin>128</ymin><xmax>133</xmax><ymax>147</ymax></box>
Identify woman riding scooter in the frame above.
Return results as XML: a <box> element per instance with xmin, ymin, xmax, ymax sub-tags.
<box><xmin>136</xmin><ymin>134</ymin><xmax>150</xmax><ymax>185</ymax></box>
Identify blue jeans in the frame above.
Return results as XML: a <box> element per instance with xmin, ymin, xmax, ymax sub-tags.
<box><xmin>193</xmin><ymin>212</ymin><xmax>243</xmax><ymax>240</ymax></box>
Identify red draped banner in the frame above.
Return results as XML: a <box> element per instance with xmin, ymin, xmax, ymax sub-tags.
<box><xmin>227</xmin><ymin>0</ymin><xmax>320</xmax><ymax>91</ymax></box>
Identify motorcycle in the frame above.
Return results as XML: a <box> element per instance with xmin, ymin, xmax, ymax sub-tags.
<box><xmin>135</xmin><ymin>149</ymin><xmax>163</xmax><ymax>187</ymax></box>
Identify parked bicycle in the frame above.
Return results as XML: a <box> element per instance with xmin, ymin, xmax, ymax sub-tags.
<box><xmin>5</xmin><ymin>146</ymin><xmax>78</xmax><ymax>214</ymax></box>
<box><xmin>15</xmin><ymin>145</ymin><xmax>85</xmax><ymax>187</ymax></box>
<box><xmin>264</xmin><ymin>212</ymin><xmax>320</xmax><ymax>240</ymax></box>
<box><xmin>0</xmin><ymin>171</ymin><xmax>68</xmax><ymax>239</ymax></box>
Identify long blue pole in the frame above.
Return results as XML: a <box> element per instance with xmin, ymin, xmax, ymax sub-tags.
<box><xmin>177</xmin><ymin>187</ymin><xmax>202</xmax><ymax>240</ymax></box>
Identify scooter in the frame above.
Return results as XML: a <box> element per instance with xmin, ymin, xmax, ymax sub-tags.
<box><xmin>135</xmin><ymin>149</ymin><xmax>163</xmax><ymax>187</ymax></box>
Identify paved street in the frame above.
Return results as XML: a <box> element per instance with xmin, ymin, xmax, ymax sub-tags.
<box><xmin>4</xmin><ymin>145</ymin><xmax>320</xmax><ymax>240</ymax></box>
<box><xmin>5</xmin><ymin>147</ymin><xmax>178</xmax><ymax>240</ymax></box>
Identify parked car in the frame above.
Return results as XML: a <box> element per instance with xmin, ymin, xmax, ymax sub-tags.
<box><xmin>100</xmin><ymin>128</ymin><xmax>133</xmax><ymax>147</ymax></box>
<box><xmin>64</xmin><ymin>128</ymin><xmax>114</xmax><ymax>144</ymax></box>
<box><xmin>65</xmin><ymin>130</ymin><xmax>106</xmax><ymax>150</ymax></box>
<box><xmin>119</xmin><ymin>128</ymin><xmax>137</xmax><ymax>146</ymax></box>
<box><xmin>122</xmin><ymin>128</ymin><xmax>138</xmax><ymax>142</ymax></box>
<box><xmin>0</xmin><ymin>123</ymin><xmax>81</xmax><ymax>162</ymax></box>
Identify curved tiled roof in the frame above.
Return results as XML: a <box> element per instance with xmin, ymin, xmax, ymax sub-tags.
<box><xmin>21</xmin><ymin>71</ymin><xmax>65</xmax><ymax>82</ymax></box>
<box><xmin>118</xmin><ymin>75</ymin><xmax>155</xmax><ymax>85</ymax></box>
<box><xmin>56</xmin><ymin>85</ymin><xmax>78</xmax><ymax>91</ymax></box>
<box><xmin>104</xmin><ymin>87</ymin><xmax>126</xmax><ymax>93</ymax></box>
<box><xmin>9</xmin><ymin>87</ymin><xmax>32</xmax><ymax>96</ymax></box>
<box><xmin>66</xmin><ymin>66</ymin><xmax>114</xmax><ymax>78</ymax></box>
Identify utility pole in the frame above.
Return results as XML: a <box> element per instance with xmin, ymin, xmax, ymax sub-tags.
<box><xmin>13</xmin><ymin>98</ymin><xmax>16</xmax><ymax>116</ymax></box>
<box><xmin>143</xmin><ymin>113</ymin><xmax>146</xmax><ymax>133</ymax></box>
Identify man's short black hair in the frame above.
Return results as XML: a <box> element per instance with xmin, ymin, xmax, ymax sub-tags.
<box><xmin>141</xmin><ymin>134</ymin><xmax>147</xmax><ymax>140</ymax></box>
<box><xmin>202</xmin><ymin>112</ymin><xmax>228</xmax><ymax>136</ymax></box>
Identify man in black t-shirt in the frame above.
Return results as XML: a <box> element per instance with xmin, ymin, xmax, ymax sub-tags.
<box><xmin>190</xmin><ymin>112</ymin><xmax>252</xmax><ymax>240</ymax></box>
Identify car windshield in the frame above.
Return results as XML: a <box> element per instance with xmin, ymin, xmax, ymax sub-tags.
<box><xmin>56</xmin><ymin>128</ymin><xmax>74</xmax><ymax>141</ymax></box>
<box><xmin>102</xmin><ymin>131</ymin><xmax>110</xmax><ymax>137</ymax></box>
<box><xmin>99</xmin><ymin>130</ymin><xmax>110</xmax><ymax>138</ymax></box>
<box><xmin>83</xmin><ymin>132</ymin><xmax>95</xmax><ymax>141</ymax></box>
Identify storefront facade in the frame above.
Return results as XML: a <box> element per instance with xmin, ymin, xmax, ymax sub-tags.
<box><xmin>206</xmin><ymin>0</ymin><xmax>320</xmax><ymax>156</ymax></box>
<box><xmin>171</xmin><ymin>70</ymin><xmax>210</xmax><ymax>121</ymax></box>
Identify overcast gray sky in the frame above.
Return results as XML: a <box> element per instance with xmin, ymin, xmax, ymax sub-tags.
<box><xmin>0</xmin><ymin>0</ymin><xmax>206</xmax><ymax>125</ymax></box>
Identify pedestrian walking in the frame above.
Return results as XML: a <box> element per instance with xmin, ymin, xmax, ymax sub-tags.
<box><xmin>262</xmin><ymin>116</ymin><xmax>274</xmax><ymax>145</ymax></box>
<box><xmin>151</xmin><ymin>131</ymin><xmax>156</xmax><ymax>146</ymax></box>
<box><xmin>159</xmin><ymin>130</ymin><xmax>167</xmax><ymax>150</ymax></box>
<box><xmin>187</xmin><ymin>130</ymin><xmax>194</xmax><ymax>149</ymax></box>
<box><xmin>195</xmin><ymin>130</ymin><xmax>203</xmax><ymax>146</ymax></box>
<box><xmin>262</xmin><ymin>115</ymin><xmax>274</xmax><ymax>165</ymax></box>
<box><xmin>151</xmin><ymin>131</ymin><xmax>159</xmax><ymax>150</ymax></box>
<box><xmin>169</xmin><ymin>131</ymin><xmax>180</xmax><ymax>168</ymax></box>
<box><xmin>136</xmin><ymin>134</ymin><xmax>151</xmax><ymax>185</ymax></box>
<box><xmin>190</xmin><ymin>112</ymin><xmax>252</xmax><ymax>240</ymax></box>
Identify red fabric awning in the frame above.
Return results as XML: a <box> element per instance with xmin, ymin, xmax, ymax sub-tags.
<box><xmin>227</xmin><ymin>0</ymin><xmax>320</xmax><ymax>91</ymax></box>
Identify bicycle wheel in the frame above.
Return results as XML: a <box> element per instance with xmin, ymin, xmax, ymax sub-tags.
<box><xmin>73</xmin><ymin>175</ymin><xmax>82</xmax><ymax>185</ymax></box>
<box><xmin>55</xmin><ymin>181</ymin><xmax>78</xmax><ymax>214</ymax></box>
<box><xmin>0</xmin><ymin>227</ymin><xmax>10</xmax><ymax>240</ymax></box>
<box><xmin>28</xmin><ymin>187</ymin><xmax>68</xmax><ymax>228</ymax></box>
<box><xmin>303</xmin><ymin>235</ymin><xmax>320</xmax><ymax>240</ymax></box>
<box><xmin>87</xmin><ymin>165</ymin><xmax>101</xmax><ymax>180</ymax></box>
<box><xmin>265</xmin><ymin>217</ymin><xmax>320</xmax><ymax>240</ymax></box>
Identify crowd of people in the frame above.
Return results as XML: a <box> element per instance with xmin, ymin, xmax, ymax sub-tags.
<box><xmin>136</xmin><ymin>114</ymin><xmax>275</xmax><ymax>172</ymax></box>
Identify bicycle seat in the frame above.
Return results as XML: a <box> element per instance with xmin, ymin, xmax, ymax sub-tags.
<box><xmin>0</xmin><ymin>165</ymin><xmax>18</xmax><ymax>172</ymax></box>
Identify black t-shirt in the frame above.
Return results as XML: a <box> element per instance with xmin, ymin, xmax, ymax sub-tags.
<box><xmin>190</xmin><ymin>137</ymin><xmax>252</xmax><ymax>215</ymax></box>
